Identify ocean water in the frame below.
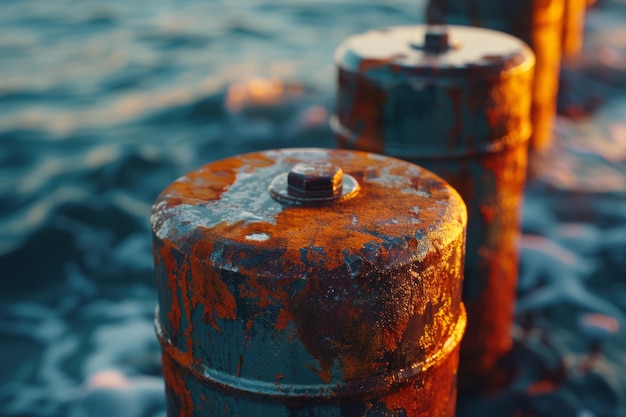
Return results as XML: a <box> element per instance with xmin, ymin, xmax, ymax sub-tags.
<box><xmin>1</xmin><ymin>1</ymin><xmax>625</xmax><ymax>416</ymax></box>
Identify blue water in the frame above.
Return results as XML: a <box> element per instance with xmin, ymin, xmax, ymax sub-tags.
<box><xmin>1</xmin><ymin>1</ymin><xmax>626</xmax><ymax>416</ymax></box>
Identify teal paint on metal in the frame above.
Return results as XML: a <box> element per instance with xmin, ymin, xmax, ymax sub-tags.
<box><xmin>152</xmin><ymin>148</ymin><xmax>467</xmax><ymax>416</ymax></box>
<box><xmin>332</xmin><ymin>25</ymin><xmax>535</xmax><ymax>390</ymax></box>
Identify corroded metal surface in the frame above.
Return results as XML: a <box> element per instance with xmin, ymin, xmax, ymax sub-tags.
<box><xmin>422</xmin><ymin>147</ymin><xmax>528</xmax><ymax>390</ymax></box>
<box><xmin>426</xmin><ymin>0</ymin><xmax>566</xmax><ymax>150</ymax></box>
<box><xmin>333</xmin><ymin>26</ymin><xmax>534</xmax><ymax>390</ymax></box>
<box><xmin>562</xmin><ymin>0</ymin><xmax>587</xmax><ymax>57</ymax></box>
<box><xmin>152</xmin><ymin>148</ymin><xmax>468</xmax><ymax>416</ymax></box>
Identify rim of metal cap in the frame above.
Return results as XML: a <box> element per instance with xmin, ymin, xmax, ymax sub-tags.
<box><xmin>334</xmin><ymin>24</ymin><xmax>534</xmax><ymax>77</ymax></box>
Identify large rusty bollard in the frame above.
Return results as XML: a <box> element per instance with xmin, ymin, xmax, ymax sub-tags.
<box><xmin>152</xmin><ymin>148</ymin><xmax>467</xmax><ymax>416</ymax></box>
<box><xmin>332</xmin><ymin>26</ymin><xmax>534</xmax><ymax>389</ymax></box>
<box><xmin>426</xmin><ymin>0</ymin><xmax>565</xmax><ymax>151</ymax></box>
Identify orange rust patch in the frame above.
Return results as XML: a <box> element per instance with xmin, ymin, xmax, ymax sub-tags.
<box><xmin>479</xmin><ymin>203</ymin><xmax>497</xmax><ymax>224</ymax></box>
<box><xmin>337</xmin><ymin>71</ymin><xmax>386</xmax><ymax>154</ymax></box>
<box><xmin>162</xmin><ymin>353</ymin><xmax>195</xmax><ymax>417</ymax></box>
<box><xmin>358</xmin><ymin>57</ymin><xmax>397</xmax><ymax>73</ymax></box>
<box><xmin>380</xmin><ymin>343</ymin><xmax>460</xmax><ymax>416</ymax></box>
<box><xmin>275</xmin><ymin>373</ymin><xmax>285</xmax><ymax>385</ymax></box>
<box><xmin>189</xmin><ymin>239</ymin><xmax>237</xmax><ymax>332</ymax></box>
<box><xmin>317</xmin><ymin>367</ymin><xmax>333</xmax><ymax>385</ymax></box>
<box><xmin>275</xmin><ymin>308</ymin><xmax>292</xmax><ymax>332</ymax></box>
<box><xmin>159</xmin><ymin>241</ymin><xmax>182</xmax><ymax>342</ymax></box>
<box><xmin>159</xmin><ymin>152</ymin><xmax>275</xmax><ymax>207</ymax></box>
<box><xmin>460</xmin><ymin>144</ymin><xmax>527</xmax><ymax>383</ymax></box>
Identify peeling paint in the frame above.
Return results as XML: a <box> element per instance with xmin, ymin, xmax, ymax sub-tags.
<box><xmin>245</xmin><ymin>232</ymin><xmax>271</xmax><ymax>242</ymax></box>
<box><xmin>152</xmin><ymin>148</ymin><xmax>467</xmax><ymax>416</ymax></box>
<box><xmin>333</xmin><ymin>25</ymin><xmax>533</xmax><ymax>390</ymax></box>
<box><xmin>425</xmin><ymin>0</ymin><xmax>566</xmax><ymax>150</ymax></box>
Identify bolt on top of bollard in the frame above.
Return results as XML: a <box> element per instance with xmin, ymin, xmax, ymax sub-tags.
<box><xmin>406</xmin><ymin>25</ymin><xmax>451</xmax><ymax>54</ymax></box>
<box><xmin>422</xmin><ymin>25</ymin><xmax>450</xmax><ymax>53</ymax></box>
<box><xmin>268</xmin><ymin>160</ymin><xmax>359</xmax><ymax>205</ymax></box>
<box><xmin>287</xmin><ymin>162</ymin><xmax>343</xmax><ymax>198</ymax></box>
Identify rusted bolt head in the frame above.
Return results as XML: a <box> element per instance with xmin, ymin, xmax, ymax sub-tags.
<box><xmin>287</xmin><ymin>162</ymin><xmax>343</xmax><ymax>198</ymax></box>
<box><xmin>423</xmin><ymin>25</ymin><xmax>449</xmax><ymax>53</ymax></box>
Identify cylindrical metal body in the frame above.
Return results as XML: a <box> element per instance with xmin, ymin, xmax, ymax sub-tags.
<box><xmin>426</xmin><ymin>0</ymin><xmax>565</xmax><ymax>150</ymax></box>
<box><xmin>152</xmin><ymin>148</ymin><xmax>467</xmax><ymax>416</ymax></box>
<box><xmin>332</xmin><ymin>26</ymin><xmax>534</xmax><ymax>388</ymax></box>
<box><xmin>562</xmin><ymin>0</ymin><xmax>587</xmax><ymax>58</ymax></box>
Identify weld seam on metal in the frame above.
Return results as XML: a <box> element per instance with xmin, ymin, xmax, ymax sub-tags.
<box><xmin>155</xmin><ymin>304</ymin><xmax>466</xmax><ymax>400</ymax></box>
<box><xmin>330</xmin><ymin>115</ymin><xmax>531</xmax><ymax>159</ymax></box>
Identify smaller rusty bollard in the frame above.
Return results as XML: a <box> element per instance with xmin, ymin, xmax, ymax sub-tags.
<box><xmin>332</xmin><ymin>25</ymin><xmax>534</xmax><ymax>391</ymax></box>
<box><xmin>426</xmin><ymin>0</ymin><xmax>565</xmax><ymax>151</ymax></box>
<box><xmin>152</xmin><ymin>148</ymin><xmax>467</xmax><ymax>416</ymax></box>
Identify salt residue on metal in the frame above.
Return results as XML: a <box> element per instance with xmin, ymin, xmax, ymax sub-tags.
<box><xmin>152</xmin><ymin>148</ymin><xmax>467</xmax><ymax>416</ymax></box>
<box><xmin>562</xmin><ymin>0</ymin><xmax>587</xmax><ymax>57</ymax></box>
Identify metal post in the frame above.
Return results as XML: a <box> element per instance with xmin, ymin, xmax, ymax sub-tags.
<box><xmin>152</xmin><ymin>148</ymin><xmax>467</xmax><ymax>416</ymax></box>
<box><xmin>332</xmin><ymin>25</ymin><xmax>534</xmax><ymax>390</ymax></box>
<box><xmin>426</xmin><ymin>0</ymin><xmax>566</xmax><ymax>151</ymax></box>
<box><xmin>562</xmin><ymin>0</ymin><xmax>587</xmax><ymax>58</ymax></box>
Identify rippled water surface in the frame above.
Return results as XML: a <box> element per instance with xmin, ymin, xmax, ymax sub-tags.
<box><xmin>1</xmin><ymin>1</ymin><xmax>626</xmax><ymax>416</ymax></box>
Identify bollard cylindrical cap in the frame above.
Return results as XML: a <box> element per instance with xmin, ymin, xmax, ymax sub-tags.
<box><xmin>334</xmin><ymin>25</ymin><xmax>533</xmax><ymax>78</ymax></box>
<box><xmin>333</xmin><ymin>25</ymin><xmax>535</xmax><ymax>157</ymax></box>
<box><xmin>152</xmin><ymin>148</ymin><xmax>466</xmax><ymax>397</ymax></box>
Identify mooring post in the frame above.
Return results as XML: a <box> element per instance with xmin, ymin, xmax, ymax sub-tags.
<box><xmin>426</xmin><ymin>0</ymin><xmax>567</xmax><ymax>151</ymax></box>
<box><xmin>332</xmin><ymin>25</ymin><xmax>534</xmax><ymax>391</ymax></box>
<box><xmin>152</xmin><ymin>148</ymin><xmax>467</xmax><ymax>416</ymax></box>
<box><xmin>562</xmin><ymin>0</ymin><xmax>588</xmax><ymax>58</ymax></box>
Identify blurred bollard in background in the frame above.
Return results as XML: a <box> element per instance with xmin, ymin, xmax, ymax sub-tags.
<box><xmin>151</xmin><ymin>148</ymin><xmax>467</xmax><ymax>417</ymax></box>
<box><xmin>562</xmin><ymin>0</ymin><xmax>588</xmax><ymax>58</ymax></box>
<box><xmin>333</xmin><ymin>25</ymin><xmax>534</xmax><ymax>390</ymax></box>
<box><xmin>426</xmin><ymin>0</ymin><xmax>570</xmax><ymax>151</ymax></box>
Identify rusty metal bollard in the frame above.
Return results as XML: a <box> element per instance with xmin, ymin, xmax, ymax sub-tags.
<box><xmin>562</xmin><ymin>0</ymin><xmax>587</xmax><ymax>58</ymax></box>
<box><xmin>426</xmin><ymin>0</ymin><xmax>565</xmax><ymax>151</ymax></box>
<box><xmin>332</xmin><ymin>25</ymin><xmax>534</xmax><ymax>389</ymax></box>
<box><xmin>152</xmin><ymin>148</ymin><xmax>467</xmax><ymax>416</ymax></box>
